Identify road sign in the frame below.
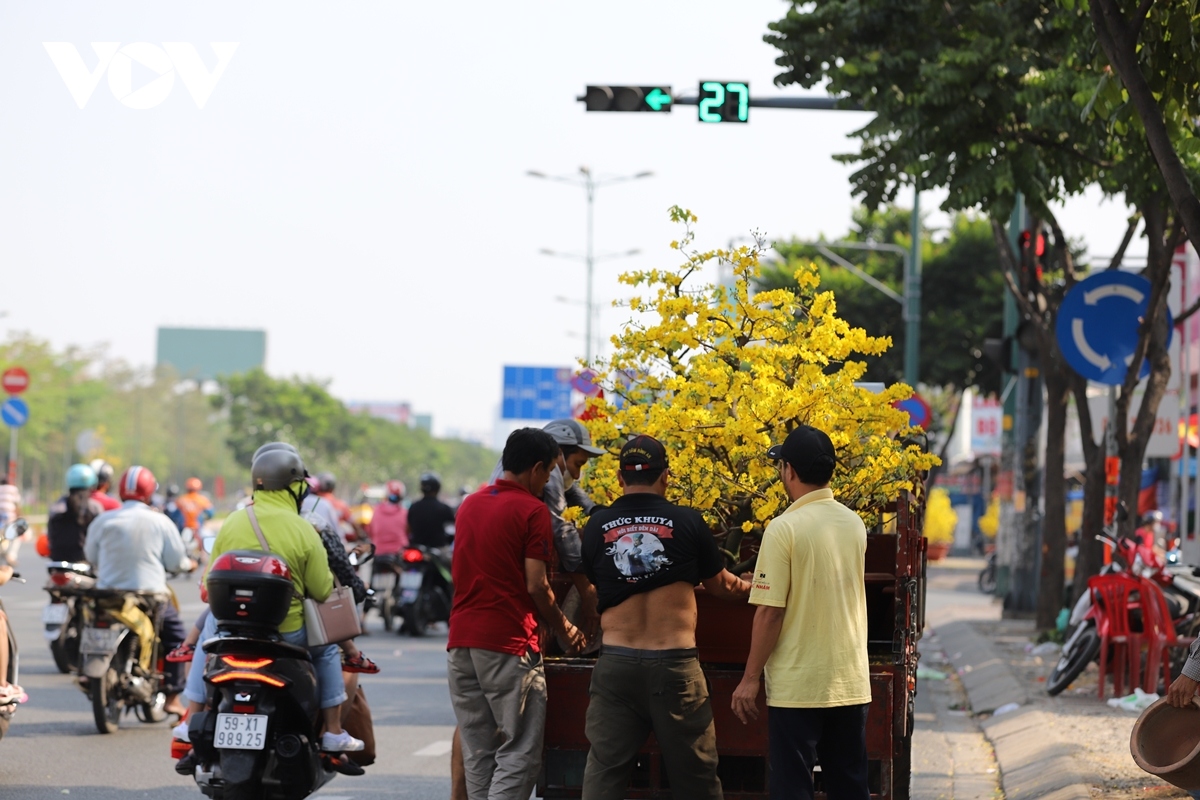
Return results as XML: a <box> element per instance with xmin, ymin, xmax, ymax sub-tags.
<box><xmin>698</xmin><ymin>81</ymin><xmax>749</xmax><ymax>123</ymax></box>
<box><xmin>502</xmin><ymin>366</ymin><xmax>573</xmax><ymax>420</ymax></box>
<box><xmin>581</xmin><ymin>85</ymin><xmax>672</xmax><ymax>113</ymax></box>
<box><xmin>893</xmin><ymin>394</ymin><xmax>932</xmax><ymax>429</ymax></box>
<box><xmin>970</xmin><ymin>397</ymin><xmax>1003</xmax><ymax>457</ymax></box>
<box><xmin>1</xmin><ymin>397</ymin><xmax>28</xmax><ymax>428</ymax></box>
<box><xmin>1056</xmin><ymin>271</ymin><xmax>1173</xmax><ymax>385</ymax></box>
<box><xmin>1</xmin><ymin>367</ymin><xmax>29</xmax><ymax>395</ymax></box>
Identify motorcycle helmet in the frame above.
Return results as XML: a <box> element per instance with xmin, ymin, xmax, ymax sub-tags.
<box><xmin>317</xmin><ymin>472</ymin><xmax>337</xmax><ymax>493</ymax></box>
<box><xmin>386</xmin><ymin>480</ymin><xmax>406</xmax><ymax>501</ymax></box>
<box><xmin>119</xmin><ymin>466</ymin><xmax>158</xmax><ymax>504</ymax></box>
<box><xmin>251</xmin><ymin>449</ymin><xmax>307</xmax><ymax>491</ymax></box>
<box><xmin>90</xmin><ymin>459</ymin><xmax>115</xmax><ymax>488</ymax></box>
<box><xmin>252</xmin><ymin>441</ymin><xmax>298</xmax><ymax>465</ymax></box>
<box><xmin>166</xmin><ymin>484</ymin><xmax>180</xmax><ymax>500</ymax></box>
<box><xmin>185</xmin><ymin>477</ymin><xmax>203</xmax><ymax>492</ymax></box>
<box><xmin>66</xmin><ymin>463</ymin><xmax>98</xmax><ymax>491</ymax></box>
<box><xmin>419</xmin><ymin>472</ymin><xmax>441</xmax><ymax>495</ymax></box>
<box><xmin>1141</xmin><ymin>510</ymin><xmax>1165</xmax><ymax>526</ymax></box>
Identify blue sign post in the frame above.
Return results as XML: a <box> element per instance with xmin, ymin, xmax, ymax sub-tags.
<box><xmin>0</xmin><ymin>398</ymin><xmax>28</xmax><ymax>428</ymax></box>
<box><xmin>1</xmin><ymin>396</ymin><xmax>28</xmax><ymax>485</ymax></box>
<box><xmin>501</xmin><ymin>367</ymin><xmax>574</xmax><ymax>421</ymax></box>
<box><xmin>1055</xmin><ymin>271</ymin><xmax>1172</xmax><ymax>385</ymax></box>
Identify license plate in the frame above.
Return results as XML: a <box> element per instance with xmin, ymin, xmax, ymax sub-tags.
<box><xmin>400</xmin><ymin>571</ymin><xmax>424</xmax><ymax>590</ymax></box>
<box><xmin>42</xmin><ymin>604</ymin><xmax>69</xmax><ymax>625</ymax></box>
<box><xmin>80</xmin><ymin>627</ymin><xmax>121</xmax><ymax>654</ymax></box>
<box><xmin>214</xmin><ymin>713</ymin><xmax>268</xmax><ymax>750</ymax></box>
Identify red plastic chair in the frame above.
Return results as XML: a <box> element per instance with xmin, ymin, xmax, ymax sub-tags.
<box><xmin>1136</xmin><ymin>578</ymin><xmax>1184</xmax><ymax>694</ymax></box>
<box><xmin>1088</xmin><ymin>573</ymin><xmax>1144</xmax><ymax>699</ymax></box>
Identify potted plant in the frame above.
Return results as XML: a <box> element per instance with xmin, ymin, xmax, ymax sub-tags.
<box><xmin>923</xmin><ymin>488</ymin><xmax>958</xmax><ymax>561</ymax></box>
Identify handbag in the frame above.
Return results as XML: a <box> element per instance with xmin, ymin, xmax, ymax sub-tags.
<box><xmin>246</xmin><ymin>506</ymin><xmax>362</xmax><ymax>647</ymax></box>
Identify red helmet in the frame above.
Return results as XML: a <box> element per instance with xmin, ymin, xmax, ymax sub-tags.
<box><xmin>119</xmin><ymin>465</ymin><xmax>158</xmax><ymax>503</ymax></box>
<box><xmin>185</xmin><ymin>477</ymin><xmax>202</xmax><ymax>492</ymax></box>
<box><xmin>386</xmin><ymin>480</ymin><xmax>406</xmax><ymax>499</ymax></box>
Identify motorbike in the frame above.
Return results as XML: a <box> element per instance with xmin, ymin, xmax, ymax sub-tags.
<box><xmin>977</xmin><ymin>550</ymin><xmax>997</xmax><ymax>594</ymax></box>
<box><xmin>1046</xmin><ymin>506</ymin><xmax>1200</xmax><ymax>695</ymax></box>
<box><xmin>78</xmin><ymin>586</ymin><xmax>174</xmax><ymax>733</ymax></box>
<box><xmin>43</xmin><ymin>561</ymin><xmax>96</xmax><ymax>674</ymax></box>
<box><xmin>367</xmin><ymin>554</ymin><xmax>402</xmax><ymax>632</ymax></box>
<box><xmin>396</xmin><ymin>545</ymin><xmax>453</xmax><ymax>637</ymax></box>
<box><xmin>180</xmin><ymin>528</ymin><xmax>203</xmax><ymax>574</ymax></box>
<box><xmin>181</xmin><ymin>548</ymin><xmax>362</xmax><ymax>799</ymax></box>
<box><xmin>0</xmin><ymin>519</ymin><xmax>27</xmax><ymax>743</ymax></box>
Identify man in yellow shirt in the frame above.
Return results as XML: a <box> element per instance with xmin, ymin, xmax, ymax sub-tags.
<box><xmin>731</xmin><ymin>425</ymin><xmax>870</xmax><ymax>800</ymax></box>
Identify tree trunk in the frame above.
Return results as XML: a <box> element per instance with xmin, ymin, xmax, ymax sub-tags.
<box><xmin>1037</xmin><ymin>366</ymin><xmax>1070</xmax><ymax>630</ymax></box>
<box><xmin>1090</xmin><ymin>0</ymin><xmax>1200</xmax><ymax>261</ymax></box>
<box><xmin>1071</xmin><ymin>373</ymin><xmax>1108</xmax><ymax>603</ymax></box>
<box><xmin>1114</xmin><ymin>199</ymin><xmax>1177</xmax><ymax>536</ymax></box>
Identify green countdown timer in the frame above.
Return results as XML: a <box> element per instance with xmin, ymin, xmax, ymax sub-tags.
<box><xmin>698</xmin><ymin>81</ymin><xmax>749</xmax><ymax>123</ymax></box>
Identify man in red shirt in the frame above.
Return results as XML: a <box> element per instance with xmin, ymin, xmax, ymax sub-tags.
<box><xmin>448</xmin><ymin>428</ymin><xmax>586</xmax><ymax>800</ymax></box>
<box><xmin>89</xmin><ymin>460</ymin><xmax>121</xmax><ymax>512</ymax></box>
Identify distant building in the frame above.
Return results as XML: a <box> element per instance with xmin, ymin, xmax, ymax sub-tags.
<box><xmin>347</xmin><ymin>401</ymin><xmax>412</xmax><ymax>426</ymax></box>
<box><xmin>156</xmin><ymin>327</ymin><xmax>266</xmax><ymax>381</ymax></box>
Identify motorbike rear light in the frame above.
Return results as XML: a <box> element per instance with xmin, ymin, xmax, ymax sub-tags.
<box><xmin>232</xmin><ymin>704</ymin><xmax>257</xmax><ymax>714</ymax></box>
<box><xmin>403</xmin><ymin>549</ymin><xmax>424</xmax><ymax>563</ymax></box>
<box><xmin>211</xmin><ymin>671</ymin><xmax>287</xmax><ymax>688</ymax></box>
<box><xmin>50</xmin><ymin>573</ymin><xmax>70</xmax><ymax>587</ymax></box>
<box><xmin>220</xmin><ymin>656</ymin><xmax>274</xmax><ymax>670</ymax></box>
<box><xmin>170</xmin><ymin>739</ymin><xmax>193</xmax><ymax>759</ymax></box>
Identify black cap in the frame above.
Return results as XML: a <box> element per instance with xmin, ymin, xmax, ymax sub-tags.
<box><xmin>766</xmin><ymin>425</ymin><xmax>837</xmax><ymax>482</ymax></box>
<box><xmin>619</xmin><ymin>435</ymin><xmax>668</xmax><ymax>472</ymax></box>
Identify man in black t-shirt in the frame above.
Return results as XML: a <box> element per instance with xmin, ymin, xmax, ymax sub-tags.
<box><xmin>580</xmin><ymin>435</ymin><xmax>751</xmax><ymax>800</ymax></box>
<box><xmin>407</xmin><ymin>472</ymin><xmax>456</xmax><ymax>549</ymax></box>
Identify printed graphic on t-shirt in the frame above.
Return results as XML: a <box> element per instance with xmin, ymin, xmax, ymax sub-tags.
<box><xmin>601</xmin><ymin>516</ymin><xmax>674</xmax><ymax>580</ymax></box>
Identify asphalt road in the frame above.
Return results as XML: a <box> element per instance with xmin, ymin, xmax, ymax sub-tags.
<box><xmin>0</xmin><ymin>550</ymin><xmax>456</xmax><ymax>799</ymax></box>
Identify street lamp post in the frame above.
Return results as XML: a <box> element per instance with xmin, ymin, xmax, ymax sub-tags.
<box><xmin>528</xmin><ymin>167</ymin><xmax>653</xmax><ymax>362</ymax></box>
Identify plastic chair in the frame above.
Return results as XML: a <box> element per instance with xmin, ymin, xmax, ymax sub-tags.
<box><xmin>1136</xmin><ymin>578</ymin><xmax>1185</xmax><ymax>694</ymax></box>
<box><xmin>1088</xmin><ymin>573</ymin><xmax>1144</xmax><ymax>699</ymax></box>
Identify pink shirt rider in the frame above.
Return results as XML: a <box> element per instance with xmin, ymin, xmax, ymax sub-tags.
<box><xmin>368</xmin><ymin>501</ymin><xmax>409</xmax><ymax>556</ymax></box>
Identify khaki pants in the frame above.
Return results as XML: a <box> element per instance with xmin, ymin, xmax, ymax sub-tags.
<box><xmin>582</xmin><ymin>648</ymin><xmax>722</xmax><ymax>800</ymax></box>
<box><xmin>448</xmin><ymin>647</ymin><xmax>546</xmax><ymax>800</ymax></box>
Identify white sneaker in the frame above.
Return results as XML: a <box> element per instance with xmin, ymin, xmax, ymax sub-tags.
<box><xmin>320</xmin><ymin>730</ymin><xmax>364</xmax><ymax>752</ymax></box>
<box><xmin>172</xmin><ymin>721</ymin><xmax>189</xmax><ymax>741</ymax></box>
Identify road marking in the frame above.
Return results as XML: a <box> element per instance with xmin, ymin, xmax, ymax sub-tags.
<box><xmin>414</xmin><ymin>740</ymin><xmax>453</xmax><ymax>756</ymax></box>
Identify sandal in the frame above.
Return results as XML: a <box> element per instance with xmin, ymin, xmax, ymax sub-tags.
<box><xmin>341</xmin><ymin>652</ymin><xmax>380</xmax><ymax>674</ymax></box>
<box><xmin>166</xmin><ymin>643</ymin><xmax>196</xmax><ymax>663</ymax></box>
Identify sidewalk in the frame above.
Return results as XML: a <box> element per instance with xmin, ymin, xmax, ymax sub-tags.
<box><xmin>924</xmin><ymin>560</ymin><xmax>1191</xmax><ymax>800</ymax></box>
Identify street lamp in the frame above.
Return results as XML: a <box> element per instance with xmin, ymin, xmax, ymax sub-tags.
<box><xmin>528</xmin><ymin>167</ymin><xmax>653</xmax><ymax>362</ymax></box>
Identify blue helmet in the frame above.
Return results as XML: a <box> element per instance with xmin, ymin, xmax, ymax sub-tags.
<box><xmin>67</xmin><ymin>463</ymin><xmax>98</xmax><ymax>491</ymax></box>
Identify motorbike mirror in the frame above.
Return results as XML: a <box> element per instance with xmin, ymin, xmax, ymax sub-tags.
<box><xmin>201</xmin><ymin>535</ymin><xmax>216</xmax><ymax>554</ymax></box>
<box><xmin>4</xmin><ymin>518</ymin><xmax>27</xmax><ymax>541</ymax></box>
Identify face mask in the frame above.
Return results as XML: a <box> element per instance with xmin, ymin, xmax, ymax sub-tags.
<box><xmin>562</xmin><ymin>470</ymin><xmax>576</xmax><ymax>492</ymax></box>
<box><xmin>388</xmin><ymin>494</ymin><xmax>401</xmax><ymax>503</ymax></box>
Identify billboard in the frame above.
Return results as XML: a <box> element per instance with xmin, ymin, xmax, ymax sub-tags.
<box><xmin>156</xmin><ymin>327</ymin><xmax>266</xmax><ymax>381</ymax></box>
<box><xmin>501</xmin><ymin>366</ymin><xmax>573</xmax><ymax>420</ymax></box>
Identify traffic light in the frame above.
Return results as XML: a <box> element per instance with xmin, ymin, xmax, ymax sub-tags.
<box><xmin>698</xmin><ymin>81</ymin><xmax>749</xmax><ymax>123</ymax></box>
<box><xmin>581</xmin><ymin>86</ymin><xmax>672</xmax><ymax>112</ymax></box>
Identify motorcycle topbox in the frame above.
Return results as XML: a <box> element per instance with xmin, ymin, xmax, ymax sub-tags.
<box><xmin>206</xmin><ymin>550</ymin><xmax>294</xmax><ymax>628</ymax></box>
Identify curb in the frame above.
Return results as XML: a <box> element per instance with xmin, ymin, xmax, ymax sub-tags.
<box><xmin>934</xmin><ymin>621</ymin><xmax>1091</xmax><ymax>800</ymax></box>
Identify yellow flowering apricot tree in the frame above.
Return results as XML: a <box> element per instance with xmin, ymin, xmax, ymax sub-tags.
<box><xmin>576</xmin><ymin>206</ymin><xmax>938</xmax><ymax>568</ymax></box>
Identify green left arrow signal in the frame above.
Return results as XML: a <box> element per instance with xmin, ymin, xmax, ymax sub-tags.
<box><xmin>644</xmin><ymin>88</ymin><xmax>672</xmax><ymax>111</ymax></box>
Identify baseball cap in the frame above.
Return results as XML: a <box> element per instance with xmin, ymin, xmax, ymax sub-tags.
<box><xmin>620</xmin><ymin>434</ymin><xmax>669</xmax><ymax>472</ymax></box>
<box><xmin>542</xmin><ymin>419</ymin><xmax>605</xmax><ymax>455</ymax></box>
<box><xmin>766</xmin><ymin>425</ymin><xmax>837</xmax><ymax>481</ymax></box>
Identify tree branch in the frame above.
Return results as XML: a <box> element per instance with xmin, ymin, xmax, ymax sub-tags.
<box><xmin>1130</xmin><ymin>0</ymin><xmax>1155</xmax><ymax>42</ymax></box>
<box><xmin>1090</xmin><ymin>0</ymin><xmax>1200</xmax><ymax>262</ymax></box>
<box><xmin>1108</xmin><ymin>215</ymin><xmax>1141</xmax><ymax>270</ymax></box>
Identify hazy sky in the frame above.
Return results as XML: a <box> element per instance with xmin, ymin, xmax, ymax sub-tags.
<box><xmin>0</xmin><ymin>2</ymin><xmax>1145</xmax><ymax>440</ymax></box>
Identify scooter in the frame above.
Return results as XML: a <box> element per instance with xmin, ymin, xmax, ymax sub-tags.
<box><xmin>78</xmin><ymin>587</ymin><xmax>173</xmax><ymax>733</ymax></box>
<box><xmin>977</xmin><ymin>551</ymin><xmax>997</xmax><ymax>594</ymax></box>
<box><xmin>43</xmin><ymin>561</ymin><xmax>96</xmax><ymax>674</ymax></box>
<box><xmin>181</xmin><ymin>549</ymin><xmax>360</xmax><ymax>799</ymax></box>
<box><xmin>1046</xmin><ymin>507</ymin><xmax>1200</xmax><ymax>695</ymax></box>
<box><xmin>367</xmin><ymin>554</ymin><xmax>402</xmax><ymax>632</ymax></box>
<box><xmin>396</xmin><ymin>545</ymin><xmax>453</xmax><ymax>637</ymax></box>
<box><xmin>0</xmin><ymin>519</ymin><xmax>28</xmax><ymax>743</ymax></box>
